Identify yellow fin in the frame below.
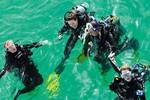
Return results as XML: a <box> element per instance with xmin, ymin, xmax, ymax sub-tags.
<box><xmin>76</xmin><ymin>52</ymin><xmax>87</xmax><ymax>63</ymax></box>
<box><xmin>46</xmin><ymin>72</ymin><xmax>60</xmax><ymax>96</ymax></box>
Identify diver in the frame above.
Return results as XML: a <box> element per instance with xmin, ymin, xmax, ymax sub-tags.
<box><xmin>0</xmin><ymin>40</ymin><xmax>49</xmax><ymax>100</ymax></box>
<box><xmin>46</xmin><ymin>3</ymin><xmax>95</xmax><ymax>94</ymax></box>
<box><xmin>56</xmin><ymin>3</ymin><xmax>95</xmax><ymax>74</ymax></box>
<box><xmin>108</xmin><ymin>52</ymin><xmax>147</xmax><ymax>100</ymax></box>
<box><xmin>79</xmin><ymin>15</ymin><xmax>139</xmax><ymax>72</ymax></box>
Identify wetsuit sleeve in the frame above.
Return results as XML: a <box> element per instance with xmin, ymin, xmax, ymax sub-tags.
<box><xmin>0</xmin><ymin>69</ymin><xmax>6</xmax><ymax>78</ymax></box>
<box><xmin>0</xmin><ymin>54</ymin><xmax>12</xmax><ymax>78</ymax></box>
<box><xmin>0</xmin><ymin>65</ymin><xmax>10</xmax><ymax>78</ymax></box>
<box><xmin>58</xmin><ymin>24</ymin><xmax>69</xmax><ymax>35</ymax></box>
<box><xmin>64</xmin><ymin>33</ymin><xmax>78</xmax><ymax>59</ymax></box>
<box><xmin>23</xmin><ymin>42</ymin><xmax>42</xmax><ymax>49</ymax></box>
<box><xmin>109</xmin><ymin>77</ymin><xmax>121</xmax><ymax>91</ymax></box>
<box><xmin>108</xmin><ymin>57</ymin><xmax>121</xmax><ymax>74</ymax></box>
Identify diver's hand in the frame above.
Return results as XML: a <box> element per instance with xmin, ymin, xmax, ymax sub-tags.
<box><xmin>58</xmin><ymin>32</ymin><xmax>63</xmax><ymax>40</ymax></box>
<box><xmin>39</xmin><ymin>40</ymin><xmax>49</xmax><ymax>45</ymax></box>
<box><xmin>108</xmin><ymin>52</ymin><xmax>115</xmax><ymax>61</ymax></box>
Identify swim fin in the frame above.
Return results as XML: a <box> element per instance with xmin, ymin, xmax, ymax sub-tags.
<box><xmin>55</xmin><ymin>58</ymin><xmax>66</xmax><ymax>75</ymax></box>
<box><xmin>76</xmin><ymin>52</ymin><xmax>87</xmax><ymax>63</ymax></box>
<box><xmin>46</xmin><ymin>72</ymin><xmax>60</xmax><ymax>96</ymax></box>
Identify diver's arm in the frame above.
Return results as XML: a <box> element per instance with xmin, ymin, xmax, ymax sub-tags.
<box><xmin>23</xmin><ymin>42</ymin><xmax>41</xmax><ymax>49</ymax></box>
<box><xmin>0</xmin><ymin>54</ymin><xmax>14</xmax><ymax>78</ymax></box>
<box><xmin>0</xmin><ymin>64</ymin><xmax>10</xmax><ymax>78</ymax></box>
<box><xmin>23</xmin><ymin>40</ymin><xmax>49</xmax><ymax>49</ymax></box>
<box><xmin>59</xmin><ymin>24</ymin><xmax>69</xmax><ymax>34</ymax></box>
<box><xmin>58</xmin><ymin>24</ymin><xmax>69</xmax><ymax>39</ymax></box>
<box><xmin>108</xmin><ymin>53</ymin><xmax>121</xmax><ymax>74</ymax></box>
<box><xmin>0</xmin><ymin>68</ymin><xmax>6</xmax><ymax>78</ymax></box>
<box><xmin>109</xmin><ymin>77</ymin><xmax>121</xmax><ymax>92</ymax></box>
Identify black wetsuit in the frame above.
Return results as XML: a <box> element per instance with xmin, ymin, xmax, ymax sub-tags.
<box><xmin>83</xmin><ymin>16</ymin><xmax>127</xmax><ymax>55</ymax></box>
<box><xmin>82</xmin><ymin>17</ymin><xmax>126</xmax><ymax>71</ymax></box>
<box><xmin>83</xmin><ymin>33</ymin><xmax>113</xmax><ymax>71</ymax></box>
<box><xmin>59</xmin><ymin>12</ymin><xmax>91</xmax><ymax>59</ymax></box>
<box><xmin>55</xmin><ymin>12</ymin><xmax>93</xmax><ymax>75</ymax></box>
<box><xmin>0</xmin><ymin>42</ymin><xmax>43</xmax><ymax>100</ymax></box>
<box><xmin>109</xmin><ymin>58</ymin><xmax>146</xmax><ymax>100</ymax></box>
<box><xmin>110</xmin><ymin>77</ymin><xmax>146</xmax><ymax>100</ymax></box>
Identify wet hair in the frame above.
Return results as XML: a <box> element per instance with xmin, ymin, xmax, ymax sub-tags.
<box><xmin>64</xmin><ymin>11</ymin><xmax>77</xmax><ymax>21</ymax></box>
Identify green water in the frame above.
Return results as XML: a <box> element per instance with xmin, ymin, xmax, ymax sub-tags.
<box><xmin>0</xmin><ymin>0</ymin><xmax>150</xmax><ymax>100</ymax></box>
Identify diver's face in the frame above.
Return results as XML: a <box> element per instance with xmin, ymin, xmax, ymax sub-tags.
<box><xmin>121</xmin><ymin>69</ymin><xmax>132</xmax><ymax>82</ymax></box>
<box><xmin>5</xmin><ymin>41</ymin><xmax>17</xmax><ymax>53</ymax></box>
<box><xmin>7</xmin><ymin>44</ymin><xmax>17</xmax><ymax>53</ymax></box>
<box><xmin>67</xmin><ymin>19</ymin><xmax>78</xmax><ymax>29</ymax></box>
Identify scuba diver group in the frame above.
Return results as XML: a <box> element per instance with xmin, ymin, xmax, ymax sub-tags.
<box><xmin>0</xmin><ymin>2</ymin><xmax>149</xmax><ymax>100</ymax></box>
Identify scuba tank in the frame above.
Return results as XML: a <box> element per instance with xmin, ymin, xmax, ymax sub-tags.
<box><xmin>64</xmin><ymin>2</ymin><xmax>89</xmax><ymax>21</ymax></box>
<box><xmin>100</xmin><ymin>15</ymin><xmax>120</xmax><ymax>26</ymax></box>
<box><xmin>72</xmin><ymin>2</ymin><xmax>89</xmax><ymax>13</ymax></box>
